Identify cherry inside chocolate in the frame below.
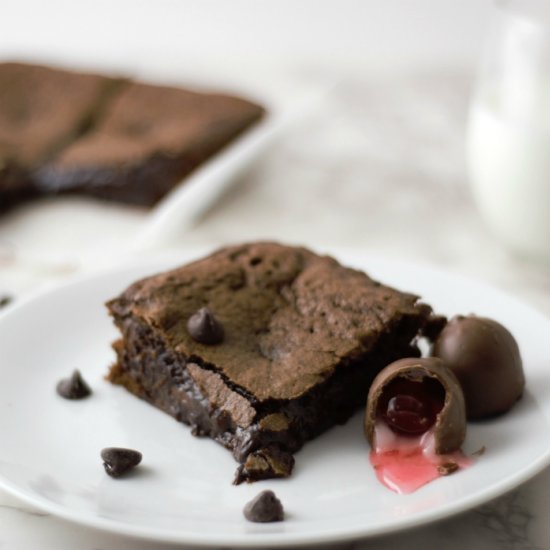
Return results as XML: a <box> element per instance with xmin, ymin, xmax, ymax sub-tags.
<box><xmin>376</xmin><ymin>376</ymin><xmax>445</xmax><ymax>436</ymax></box>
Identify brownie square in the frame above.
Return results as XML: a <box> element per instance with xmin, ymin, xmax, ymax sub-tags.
<box><xmin>106</xmin><ymin>242</ymin><xmax>437</xmax><ymax>482</ymax></box>
<box><xmin>0</xmin><ymin>62</ymin><xmax>121</xmax><ymax>209</ymax></box>
<box><xmin>35</xmin><ymin>80</ymin><xmax>264</xmax><ymax>206</ymax></box>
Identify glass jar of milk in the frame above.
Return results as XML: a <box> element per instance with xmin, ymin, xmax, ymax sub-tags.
<box><xmin>467</xmin><ymin>0</ymin><xmax>550</xmax><ymax>263</ymax></box>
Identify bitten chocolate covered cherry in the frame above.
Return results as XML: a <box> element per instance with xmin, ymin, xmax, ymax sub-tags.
<box><xmin>432</xmin><ymin>315</ymin><xmax>525</xmax><ymax>420</ymax></box>
<box><xmin>364</xmin><ymin>358</ymin><xmax>471</xmax><ymax>494</ymax></box>
<box><xmin>365</xmin><ymin>357</ymin><xmax>466</xmax><ymax>454</ymax></box>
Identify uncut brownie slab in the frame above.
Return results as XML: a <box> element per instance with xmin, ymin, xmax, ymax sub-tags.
<box><xmin>34</xmin><ymin>80</ymin><xmax>264</xmax><ymax>206</ymax></box>
<box><xmin>106</xmin><ymin>242</ymin><xmax>436</xmax><ymax>483</ymax></box>
<box><xmin>0</xmin><ymin>62</ymin><xmax>121</xmax><ymax>210</ymax></box>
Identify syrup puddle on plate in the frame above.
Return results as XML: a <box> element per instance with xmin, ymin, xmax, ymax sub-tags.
<box><xmin>370</xmin><ymin>422</ymin><xmax>473</xmax><ymax>494</ymax></box>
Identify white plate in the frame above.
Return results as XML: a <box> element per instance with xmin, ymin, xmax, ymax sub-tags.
<box><xmin>0</xmin><ymin>249</ymin><xmax>549</xmax><ymax>548</ymax></box>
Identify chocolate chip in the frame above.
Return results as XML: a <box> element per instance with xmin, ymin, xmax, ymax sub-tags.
<box><xmin>187</xmin><ymin>307</ymin><xmax>224</xmax><ymax>345</ymax></box>
<box><xmin>243</xmin><ymin>490</ymin><xmax>284</xmax><ymax>523</ymax></box>
<box><xmin>56</xmin><ymin>369</ymin><xmax>92</xmax><ymax>399</ymax></box>
<box><xmin>101</xmin><ymin>447</ymin><xmax>142</xmax><ymax>478</ymax></box>
<box><xmin>0</xmin><ymin>294</ymin><xmax>13</xmax><ymax>309</ymax></box>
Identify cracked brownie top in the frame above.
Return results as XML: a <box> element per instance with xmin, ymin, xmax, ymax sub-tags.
<box><xmin>107</xmin><ymin>242</ymin><xmax>432</xmax><ymax>402</ymax></box>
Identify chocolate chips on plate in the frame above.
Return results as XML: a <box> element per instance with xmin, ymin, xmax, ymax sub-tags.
<box><xmin>0</xmin><ymin>294</ymin><xmax>13</xmax><ymax>309</ymax></box>
<box><xmin>101</xmin><ymin>447</ymin><xmax>142</xmax><ymax>478</ymax></box>
<box><xmin>56</xmin><ymin>369</ymin><xmax>92</xmax><ymax>399</ymax></box>
<box><xmin>243</xmin><ymin>490</ymin><xmax>284</xmax><ymax>523</ymax></box>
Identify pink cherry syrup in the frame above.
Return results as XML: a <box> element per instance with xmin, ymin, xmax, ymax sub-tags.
<box><xmin>369</xmin><ymin>422</ymin><xmax>472</xmax><ymax>494</ymax></box>
<box><xmin>370</xmin><ymin>377</ymin><xmax>473</xmax><ymax>494</ymax></box>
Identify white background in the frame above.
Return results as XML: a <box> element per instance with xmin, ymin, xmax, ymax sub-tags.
<box><xmin>1</xmin><ymin>0</ymin><xmax>492</xmax><ymax>71</ymax></box>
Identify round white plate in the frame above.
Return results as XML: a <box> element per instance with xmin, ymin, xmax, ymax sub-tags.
<box><xmin>0</xmin><ymin>249</ymin><xmax>549</xmax><ymax>548</ymax></box>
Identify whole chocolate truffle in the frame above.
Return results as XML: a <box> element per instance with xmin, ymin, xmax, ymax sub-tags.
<box><xmin>364</xmin><ymin>357</ymin><xmax>467</xmax><ymax>454</ymax></box>
<box><xmin>432</xmin><ymin>315</ymin><xmax>524</xmax><ymax>420</ymax></box>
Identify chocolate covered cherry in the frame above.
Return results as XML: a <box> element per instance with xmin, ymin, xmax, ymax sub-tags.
<box><xmin>432</xmin><ymin>315</ymin><xmax>525</xmax><ymax>419</ymax></box>
<box><xmin>365</xmin><ymin>357</ymin><xmax>467</xmax><ymax>454</ymax></box>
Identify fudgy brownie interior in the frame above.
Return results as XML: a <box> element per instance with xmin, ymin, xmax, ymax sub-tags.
<box><xmin>107</xmin><ymin>242</ymin><xmax>438</xmax><ymax>483</ymax></box>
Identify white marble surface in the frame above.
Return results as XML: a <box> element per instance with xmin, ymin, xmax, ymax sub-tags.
<box><xmin>2</xmin><ymin>64</ymin><xmax>550</xmax><ymax>549</ymax></box>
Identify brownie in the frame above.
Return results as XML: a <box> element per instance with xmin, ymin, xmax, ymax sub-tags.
<box><xmin>106</xmin><ymin>242</ymin><xmax>437</xmax><ymax>482</ymax></box>
<box><xmin>0</xmin><ymin>62</ymin><xmax>264</xmax><ymax>210</ymax></box>
<box><xmin>0</xmin><ymin>62</ymin><xmax>122</xmax><ymax>210</ymax></box>
<box><xmin>34</xmin><ymin>80</ymin><xmax>263</xmax><ymax>206</ymax></box>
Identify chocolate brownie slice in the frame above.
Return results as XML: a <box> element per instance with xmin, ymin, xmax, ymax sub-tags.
<box><xmin>35</xmin><ymin>81</ymin><xmax>264</xmax><ymax>206</ymax></box>
<box><xmin>0</xmin><ymin>62</ymin><xmax>122</xmax><ymax>210</ymax></box>
<box><xmin>106</xmin><ymin>242</ymin><xmax>437</xmax><ymax>482</ymax></box>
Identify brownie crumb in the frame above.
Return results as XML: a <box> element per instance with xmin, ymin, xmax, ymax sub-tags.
<box><xmin>187</xmin><ymin>307</ymin><xmax>224</xmax><ymax>345</ymax></box>
<box><xmin>471</xmin><ymin>446</ymin><xmax>486</xmax><ymax>457</ymax></box>
<box><xmin>243</xmin><ymin>490</ymin><xmax>284</xmax><ymax>523</ymax></box>
<box><xmin>56</xmin><ymin>369</ymin><xmax>92</xmax><ymax>399</ymax></box>
<box><xmin>234</xmin><ymin>445</ymin><xmax>294</xmax><ymax>485</ymax></box>
<box><xmin>437</xmin><ymin>461</ymin><xmax>459</xmax><ymax>476</ymax></box>
<box><xmin>101</xmin><ymin>447</ymin><xmax>142</xmax><ymax>478</ymax></box>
